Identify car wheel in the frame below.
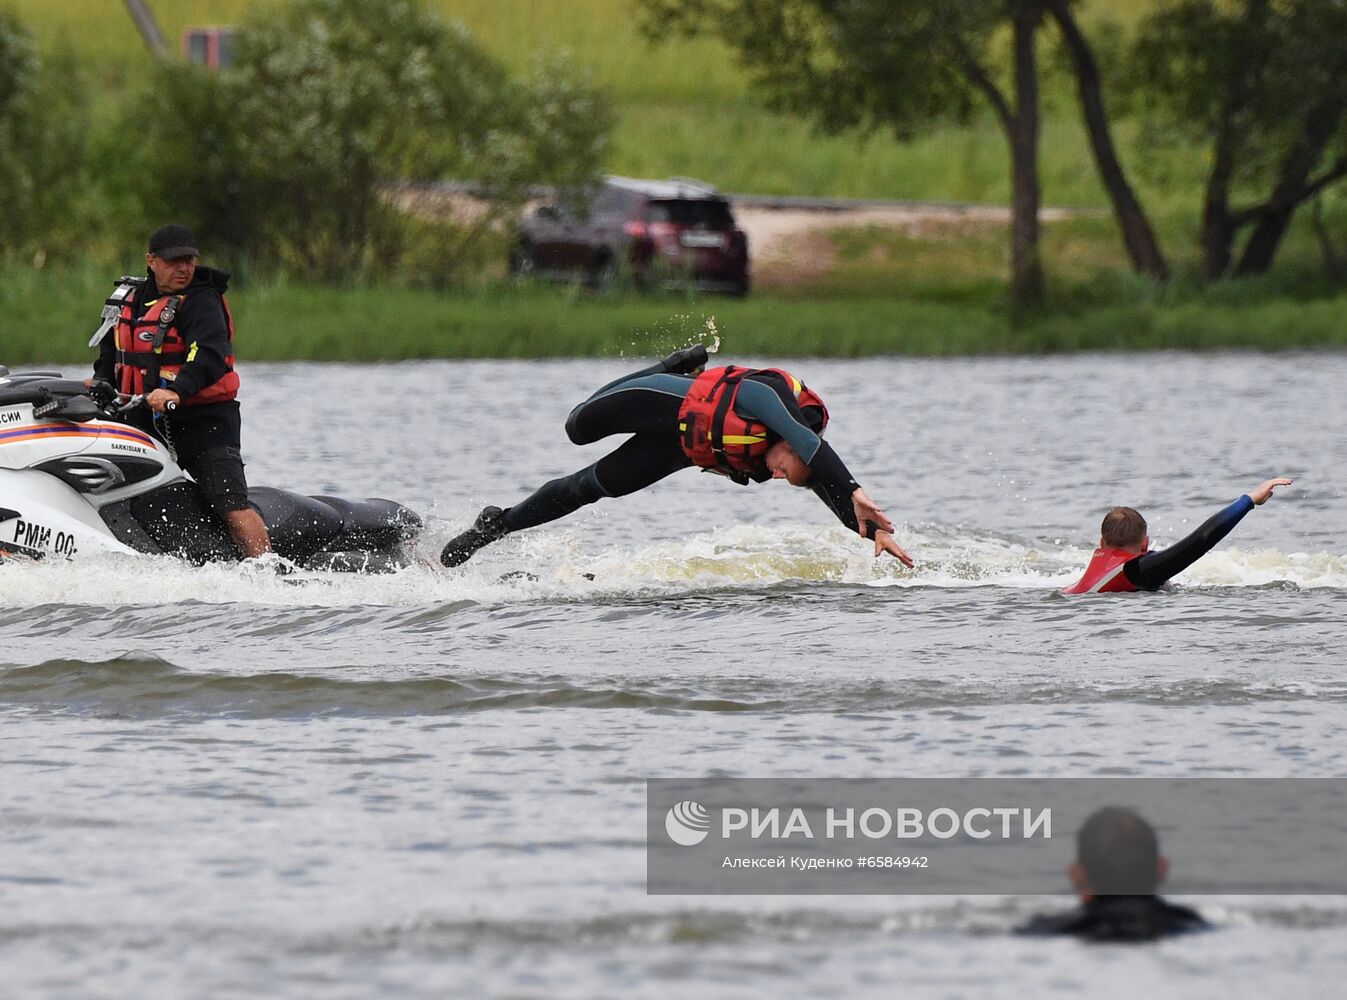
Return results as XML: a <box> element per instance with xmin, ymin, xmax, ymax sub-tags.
<box><xmin>508</xmin><ymin>243</ymin><xmax>535</xmax><ymax>282</ymax></box>
<box><xmin>727</xmin><ymin>277</ymin><xmax>751</xmax><ymax>298</ymax></box>
<box><xmin>589</xmin><ymin>255</ymin><xmax>619</xmax><ymax>292</ymax></box>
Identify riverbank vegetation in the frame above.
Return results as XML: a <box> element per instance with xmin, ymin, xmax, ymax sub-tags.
<box><xmin>9</xmin><ymin>234</ymin><xmax>1345</xmax><ymax>366</ymax></box>
<box><xmin>1</xmin><ymin>0</ymin><xmax>1345</xmax><ymax>359</ymax></box>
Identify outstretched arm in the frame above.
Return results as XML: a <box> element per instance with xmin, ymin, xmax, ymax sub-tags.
<box><xmin>737</xmin><ymin>377</ymin><xmax>915</xmax><ymax>566</ymax></box>
<box><xmin>1123</xmin><ymin>478</ymin><xmax>1293</xmax><ymax>589</ymax></box>
<box><xmin>734</xmin><ymin>377</ymin><xmax>827</xmax><ymax>461</ymax></box>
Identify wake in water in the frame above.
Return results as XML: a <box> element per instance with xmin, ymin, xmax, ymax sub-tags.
<box><xmin>0</xmin><ymin>520</ymin><xmax>1343</xmax><ymax>608</ymax></box>
<box><xmin>5</xmin><ymin>652</ymin><xmax>1344</xmax><ymax>716</ymax></box>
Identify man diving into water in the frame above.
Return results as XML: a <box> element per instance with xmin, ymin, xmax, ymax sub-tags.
<box><xmin>1063</xmin><ymin>477</ymin><xmax>1293</xmax><ymax>594</ymax></box>
<box><xmin>441</xmin><ymin>346</ymin><xmax>914</xmax><ymax>567</ymax></box>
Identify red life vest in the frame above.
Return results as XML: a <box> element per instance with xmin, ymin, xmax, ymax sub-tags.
<box><xmin>114</xmin><ymin>287</ymin><xmax>239</xmax><ymax>405</ymax></box>
<box><xmin>1062</xmin><ymin>547</ymin><xmax>1140</xmax><ymax>594</ymax></box>
<box><xmin>678</xmin><ymin>365</ymin><xmax>829</xmax><ymax>478</ymax></box>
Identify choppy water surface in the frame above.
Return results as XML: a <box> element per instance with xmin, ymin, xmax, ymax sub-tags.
<box><xmin>2</xmin><ymin>353</ymin><xmax>1345</xmax><ymax>999</ymax></box>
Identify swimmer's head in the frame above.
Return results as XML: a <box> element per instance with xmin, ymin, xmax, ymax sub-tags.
<box><xmin>765</xmin><ymin>440</ymin><xmax>811</xmax><ymax>487</ymax></box>
<box><xmin>1101</xmin><ymin>506</ymin><xmax>1149</xmax><ymax>553</ymax></box>
<box><xmin>1070</xmin><ymin>806</ymin><xmax>1168</xmax><ymax>897</ymax></box>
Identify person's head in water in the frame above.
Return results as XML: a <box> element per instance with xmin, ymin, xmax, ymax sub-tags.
<box><xmin>1070</xmin><ymin>807</ymin><xmax>1168</xmax><ymax>897</ymax></box>
<box><xmin>1017</xmin><ymin>805</ymin><xmax>1206</xmax><ymax>938</ymax></box>
<box><xmin>1100</xmin><ymin>506</ymin><xmax>1149</xmax><ymax>554</ymax></box>
<box><xmin>764</xmin><ymin>440</ymin><xmax>811</xmax><ymax>486</ymax></box>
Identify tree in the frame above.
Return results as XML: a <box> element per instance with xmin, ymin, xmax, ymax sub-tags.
<box><xmin>638</xmin><ymin>0</ymin><xmax>1050</xmax><ymax>309</ymax></box>
<box><xmin>1044</xmin><ymin>0</ymin><xmax>1169</xmax><ymax>281</ymax></box>
<box><xmin>0</xmin><ymin>10</ymin><xmax>89</xmax><ymax>257</ymax></box>
<box><xmin>136</xmin><ymin>0</ymin><xmax>612</xmax><ymax>283</ymax></box>
<box><xmin>1132</xmin><ymin>0</ymin><xmax>1347</xmax><ymax>280</ymax></box>
<box><xmin>0</xmin><ymin>9</ymin><xmax>41</xmax><ymax>248</ymax></box>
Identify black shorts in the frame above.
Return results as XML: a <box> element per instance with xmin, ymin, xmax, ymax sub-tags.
<box><xmin>167</xmin><ymin>400</ymin><xmax>242</xmax><ymax>461</ymax></box>
<box><xmin>184</xmin><ymin>445</ymin><xmax>252</xmax><ymax>514</ymax></box>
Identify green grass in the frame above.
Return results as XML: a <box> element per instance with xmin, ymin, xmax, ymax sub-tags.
<box><xmin>14</xmin><ymin>0</ymin><xmax>1146</xmax><ymax>103</ymax></box>
<box><xmin>5</xmin><ymin>0</ymin><xmax>767</xmax><ymax>103</ymax></box>
<box><xmin>7</xmin><ymin>260</ymin><xmax>1345</xmax><ymax>369</ymax></box>
<box><xmin>9</xmin><ymin>0</ymin><xmax>1185</xmax><ymax>209</ymax></box>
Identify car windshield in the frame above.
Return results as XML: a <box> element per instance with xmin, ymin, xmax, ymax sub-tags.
<box><xmin>646</xmin><ymin>199</ymin><xmax>735</xmax><ymax>228</ymax></box>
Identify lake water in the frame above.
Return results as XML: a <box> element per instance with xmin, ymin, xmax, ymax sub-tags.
<box><xmin>2</xmin><ymin>353</ymin><xmax>1345</xmax><ymax>998</ymax></box>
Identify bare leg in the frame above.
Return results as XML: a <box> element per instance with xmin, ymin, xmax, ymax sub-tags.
<box><xmin>224</xmin><ymin>508</ymin><xmax>272</xmax><ymax>559</ymax></box>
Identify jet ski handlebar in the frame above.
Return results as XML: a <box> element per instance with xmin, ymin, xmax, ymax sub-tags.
<box><xmin>0</xmin><ymin>376</ymin><xmax>175</xmax><ymax>421</ymax></box>
<box><xmin>72</xmin><ymin>382</ymin><xmax>174</xmax><ymax>418</ymax></box>
<box><xmin>104</xmin><ymin>391</ymin><xmax>176</xmax><ymax>415</ymax></box>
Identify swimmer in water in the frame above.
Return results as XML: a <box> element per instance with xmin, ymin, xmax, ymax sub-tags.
<box><xmin>1063</xmin><ymin>476</ymin><xmax>1293</xmax><ymax>594</ymax></box>
<box><xmin>1018</xmin><ymin>807</ymin><xmax>1209</xmax><ymax>941</ymax></box>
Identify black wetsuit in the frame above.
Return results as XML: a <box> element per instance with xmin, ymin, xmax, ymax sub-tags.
<box><xmin>498</xmin><ymin>361</ymin><xmax>866</xmax><ymax>537</ymax></box>
<box><xmin>1018</xmin><ymin>895</ymin><xmax>1209</xmax><ymax>942</ymax></box>
<box><xmin>1123</xmin><ymin>495</ymin><xmax>1256</xmax><ymax>590</ymax></box>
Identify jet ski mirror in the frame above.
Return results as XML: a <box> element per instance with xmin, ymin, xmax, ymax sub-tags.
<box><xmin>33</xmin><ymin>395</ymin><xmax>101</xmax><ymax>423</ymax></box>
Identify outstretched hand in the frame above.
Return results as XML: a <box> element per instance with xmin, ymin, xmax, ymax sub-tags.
<box><xmin>1250</xmin><ymin>477</ymin><xmax>1293</xmax><ymax>505</ymax></box>
<box><xmin>851</xmin><ymin>488</ymin><xmax>895</xmax><ymax>535</ymax></box>
<box><xmin>873</xmin><ymin>530</ymin><xmax>915</xmax><ymax>568</ymax></box>
<box><xmin>851</xmin><ymin>488</ymin><xmax>913</xmax><ymax>567</ymax></box>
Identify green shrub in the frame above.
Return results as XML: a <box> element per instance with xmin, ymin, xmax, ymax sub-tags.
<box><xmin>0</xmin><ymin>10</ymin><xmax>90</xmax><ymax>258</ymax></box>
<box><xmin>131</xmin><ymin>0</ymin><xmax>612</xmax><ymax>285</ymax></box>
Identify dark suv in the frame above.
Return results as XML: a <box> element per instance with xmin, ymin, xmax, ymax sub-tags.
<box><xmin>509</xmin><ymin>176</ymin><xmax>750</xmax><ymax>295</ymax></box>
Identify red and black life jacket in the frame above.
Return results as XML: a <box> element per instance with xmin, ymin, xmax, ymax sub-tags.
<box><xmin>677</xmin><ymin>365</ymin><xmax>829</xmax><ymax>479</ymax></box>
<box><xmin>113</xmin><ymin>287</ymin><xmax>239</xmax><ymax>405</ymax></box>
<box><xmin>1062</xmin><ymin>547</ymin><xmax>1140</xmax><ymax>594</ymax></box>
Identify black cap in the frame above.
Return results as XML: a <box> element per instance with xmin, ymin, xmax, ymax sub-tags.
<box><xmin>147</xmin><ymin>223</ymin><xmax>199</xmax><ymax>260</ymax></box>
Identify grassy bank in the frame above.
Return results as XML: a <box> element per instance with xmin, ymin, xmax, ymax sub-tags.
<box><xmin>7</xmin><ymin>201</ymin><xmax>1343</xmax><ymax>365</ymax></box>
<box><xmin>7</xmin><ymin>264</ymin><xmax>1345</xmax><ymax>368</ymax></box>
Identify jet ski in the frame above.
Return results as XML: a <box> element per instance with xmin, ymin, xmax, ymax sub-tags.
<box><xmin>0</xmin><ymin>368</ymin><xmax>421</xmax><ymax>571</ymax></box>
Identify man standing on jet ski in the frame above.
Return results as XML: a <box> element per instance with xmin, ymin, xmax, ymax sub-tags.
<box><xmin>441</xmin><ymin>346</ymin><xmax>914</xmax><ymax>568</ymax></box>
<box><xmin>89</xmin><ymin>224</ymin><xmax>272</xmax><ymax>558</ymax></box>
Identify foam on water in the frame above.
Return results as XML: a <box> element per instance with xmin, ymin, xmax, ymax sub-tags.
<box><xmin>1</xmin><ymin>521</ymin><xmax>1343</xmax><ymax>608</ymax></box>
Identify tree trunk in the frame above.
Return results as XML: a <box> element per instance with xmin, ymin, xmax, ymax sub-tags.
<box><xmin>1008</xmin><ymin>2</ymin><xmax>1045</xmax><ymax>310</ymax></box>
<box><xmin>1234</xmin><ymin>95</ymin><xmax>1347</xmax><ymax>276</ymax></box>
<box><xmin>1199</xmin><ymin>0</ymin><xmax>1269</xmax><ymax>281</ymax></box>
<box><xmin>1310</xmin><ymin>196</ymin><xmax>1344</xmax><ymax>278</ymax></box>
<box><xmin>1200</xmin><ymin>141</ymin><xmax>1238</xmax><ymax>282</ymax></box>
<box><xmin>1047</xmin><ymin>0</ymin><xmax>1168</xmax><ymax>281</ymax></box>
<box><xmin>1235</xmin><ymin>209</ymin><xmax>1300</xmax><ymax>281</ymax></box>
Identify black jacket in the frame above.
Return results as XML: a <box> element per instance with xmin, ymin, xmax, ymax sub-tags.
<box><xmin>1018</xmin><ymin>895</ymin><xmax>1209</xmax><ymax>942</ymax></box>
<box><xmin>94</xmin><ymin>265</ymin><xmax>234</xmax><ymax>399</ymax></box>
<box><xmin>94</xmin><ymin>265</ymin><xmax>242</xmax><ymax>459</ymax></box>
